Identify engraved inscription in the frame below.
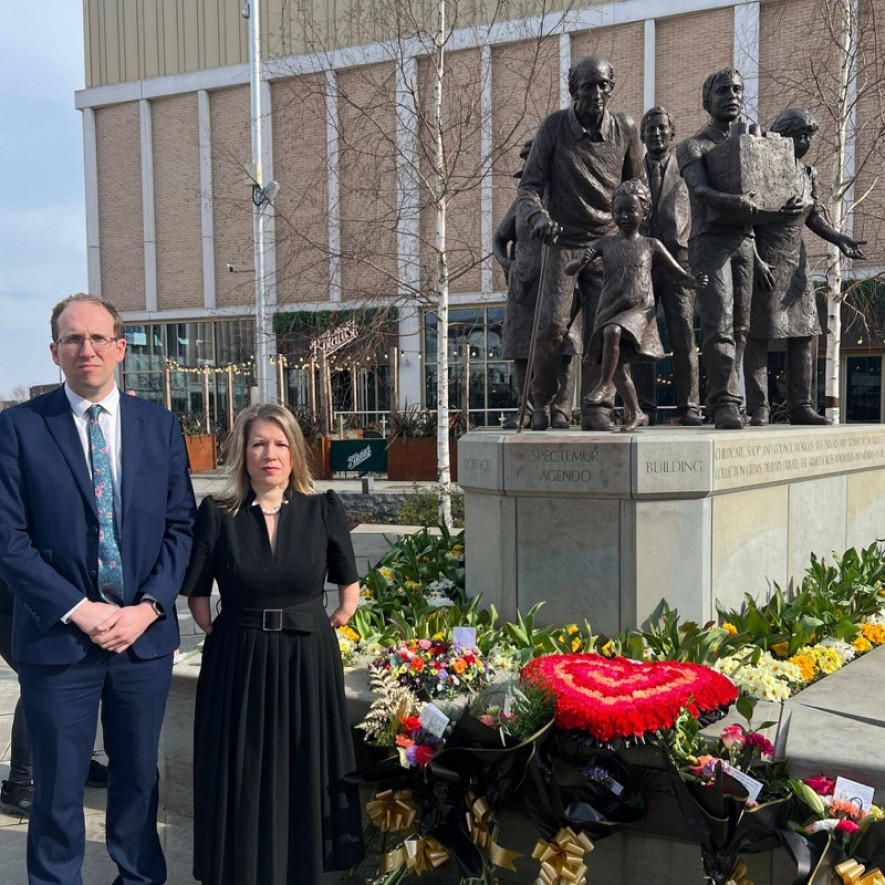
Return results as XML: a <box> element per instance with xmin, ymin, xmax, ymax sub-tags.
<box><xmin>646</xmin><ymin>459</ymin><xmax>703</xmax><ymax>474</ymax></box>
<box><xmin>530</xmin><ymin>448</ymin><xmax>600</xmax><ymax>463</ymax></box>
<box><xmin>464</xmin><ymin>458</ymin><xmax>490</xmax><ymax>472</ymax></box>
<box><xmin>713</xmin><ymin>433</ymin><xmax>885</xmax><ymax>485</ymax></box>
<box><xmin>531</xmin><ymin>447</ymin><xmax>599</xmax><ymax>483</ymax></box>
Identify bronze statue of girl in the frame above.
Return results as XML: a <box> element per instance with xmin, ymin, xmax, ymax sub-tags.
<box><xmin>567</xmin><ymin>179</ymin><xmax>707</xmax><ymax>431</ymax></box>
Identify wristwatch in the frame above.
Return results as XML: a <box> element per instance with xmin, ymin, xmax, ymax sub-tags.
<box><xmin>143</xmin><ymin>598</ymin><xmax>166</xmax><ymax>621</ymax></box>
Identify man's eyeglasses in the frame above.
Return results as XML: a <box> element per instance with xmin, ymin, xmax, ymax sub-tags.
<box><xmin>55</xmin><ymin>335</ymin><xmax>120</xmax><ymax>352</ymax></box>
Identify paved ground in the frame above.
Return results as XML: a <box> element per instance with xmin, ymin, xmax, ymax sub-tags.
<box><xmin>0</xmin><ymin>471</ymin><xmax>445</xmax><ymax>884</ymax></box>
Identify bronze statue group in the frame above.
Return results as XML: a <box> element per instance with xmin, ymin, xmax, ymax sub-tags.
<box><xmin>495</xmin><ymin>59</ymin><xmax>866</xmax><ymax>432</ymax></box>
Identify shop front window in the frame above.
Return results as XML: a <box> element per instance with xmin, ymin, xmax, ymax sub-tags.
<box><xmin>845</xmin><ymin>356</ymin><xmax>882</xmax><ymax>422</ymax></box>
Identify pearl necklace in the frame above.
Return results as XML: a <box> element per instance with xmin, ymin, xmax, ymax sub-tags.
<box><xmin>260</xmin><ymin>505</ymin><xmax>282</xmax><ymax>516</ymax></box>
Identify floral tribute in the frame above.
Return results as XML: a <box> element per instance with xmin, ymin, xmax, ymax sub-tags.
<box><xmin>521</xmin><ymin>653</ymin><xmax>737</xmax><ymax>742</ymax></box>
<box><xmin>371</xmin><ymin>638</ymin><xmax>488</xmax><ymax>697</ymax></box>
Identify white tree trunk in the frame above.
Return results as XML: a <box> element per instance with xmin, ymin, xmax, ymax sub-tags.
<box><xmin>434</xmin><ymin>0</ymin><xmax>453</xmax><ymax>528</ymax></box>
<box><xmin>824</xmin><ymin>0</ymin><xmax>857</xmax><ymax>425</ymax></box>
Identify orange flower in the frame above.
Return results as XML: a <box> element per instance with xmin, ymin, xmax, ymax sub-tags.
<box><xmin>788</xmin><ymin>654</ymin><xmax>815</xmax><ymax>682</ymax></box>
<box><xmin>452</xmin><ymin>659</ymin><xmax>467</xmax><ymax>675</ymax></box>
<box><xmin>410</xmin><ymin>657</ymin><xmax>425</xmax><ymax>672</ymax></box>
<box><xmin>853</xmin><ymin>635</ymin><xmax>872</xmax><ymax>653</ymax></box>
<box><xmin>721</xmin><ymin>623</ymin><xmax>738</xmax><ymax>637</ymax></box>
<box><xmin>770</xmin><ymin>641</ymin><xmax>789</xmax><ymax>658</ymax></box>
<box><xmin>830</xmin><ymin>798</ymin><xmax>865</xmax><ymax>820</ymax></box>
<box><xmin>861</xmin><ymin>622</ymin><xmax>885</xmax><ymax>645</ymax></box>
<box><xmin>395</xmin><ymin>734</ymin><xmax>415</xmax><ymax>748</ymax></box>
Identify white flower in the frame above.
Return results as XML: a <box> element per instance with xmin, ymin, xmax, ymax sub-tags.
<box><xmin>819</xmin><ymin>636</ymin><xmax>856</xmax><ymax>662</ymax></box>
<box><xmin>425</xmin><ymin>590</ymin><xmax>455</xmax><ymax>609</ymax></box>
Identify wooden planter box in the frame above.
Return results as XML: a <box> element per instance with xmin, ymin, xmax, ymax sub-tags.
<box><xmin>386</xmin><ymin>436</ymin><xmax>458</xmax><ymax>482</ymax></box>
<box><xmin>309</xmin><ymin>437</ymin><xmax>332</xmax><ymax>480</ymax></box>
<box><xmin>185</xmin><ymin>434</ymin><xmax>217</xmax><ymax>473</ymax></box>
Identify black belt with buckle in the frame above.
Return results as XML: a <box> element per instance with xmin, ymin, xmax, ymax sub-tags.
<box><xmin>233</xmin><ymin>605</ymin><xmax>319</xmax><ymax>633</ymax></box>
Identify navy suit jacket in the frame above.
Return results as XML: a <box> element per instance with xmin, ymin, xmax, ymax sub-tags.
<box><xmin>0</xmin><ymin>387</ymin><xmax>196</xmax><ymax>665</ymax></box>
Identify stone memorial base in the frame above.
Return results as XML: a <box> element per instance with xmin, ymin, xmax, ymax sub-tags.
<box><xmin>457</xmin><ymin>424</ymin><xmax>885</xmax><ymax>632</ymax></box>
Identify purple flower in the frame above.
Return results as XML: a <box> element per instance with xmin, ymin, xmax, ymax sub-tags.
<box><xmin>745</xmin><ymin>732</ymin><xmax>775</xmax><ymax>757</ymax></box>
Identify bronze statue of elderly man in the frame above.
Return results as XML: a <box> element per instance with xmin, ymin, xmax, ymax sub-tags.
<box><xmin>518</xmin><ymin>54</ymin><xmax>644</xmax><ymax>431</ymax></box>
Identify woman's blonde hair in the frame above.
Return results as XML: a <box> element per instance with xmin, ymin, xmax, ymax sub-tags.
<box><xmin>216</xmin><ymin>403</ymin><xmax>313</xmax><ymax>512</ymax></box>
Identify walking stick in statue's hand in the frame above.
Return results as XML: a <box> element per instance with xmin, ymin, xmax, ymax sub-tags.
<box><xmin>516</xmin><ymin>219</ymin><xmax>561</xmax><ymax>434</ymax></box>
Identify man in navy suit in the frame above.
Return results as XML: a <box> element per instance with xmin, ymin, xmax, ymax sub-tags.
<box><xmin>0</xmin><ymin>294</ymin><xmax>196</xmax><ymax>884</ymax></box>
<box><xmin>632</xmin><ymin>106</ymin><xmax>703</xmax><ymax>426</ymax></box>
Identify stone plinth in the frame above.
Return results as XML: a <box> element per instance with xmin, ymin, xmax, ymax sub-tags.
<box><xmin>458</xmin><ymin>425</ymin><xmax>885</xmax><ymax>632</ymax></box>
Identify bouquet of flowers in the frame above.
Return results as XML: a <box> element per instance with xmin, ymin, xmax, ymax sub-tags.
<box><xmin>663</xmin><ymin>708</ymin><xmax>791</xmax><ymax>885</ymax></box>
<box><xmin>371</xmin><ymin>638</ymin><xmax>488</xmax><ymax>698</ymax></box>
<box><xmin>391</xmin><ymin>714</ymin><xmax>445</xmax><ymax>769</ymax></box>
<box><xmin>780</xmin><ymin>775</ymin><xmax>885</xmax><ymax>884</ymax></box>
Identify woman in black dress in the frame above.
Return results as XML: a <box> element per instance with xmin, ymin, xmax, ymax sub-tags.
<box><xmin>183</xmin><ymin>403</ymin><xmax>364</xmax><ymax>885</ymax></box>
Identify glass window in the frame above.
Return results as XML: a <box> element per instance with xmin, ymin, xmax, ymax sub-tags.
<box><xmin>422</xmin><ymin>306</ymin><xmax>518</xmax><ymax>425</ymax></box>
<box><xmin>487</xmin><ymin>308</ymin><xmax>504</xmax><ymax>358</ymax></box>
<box><xmin>166</xmin><ymin>322</ymin><xmax>214</xmax><ymax>366</ymax></box>
<box><xmin>123</xmin><ymin>325</ymin><xmax>166</xmax><ymax>372</ymax></box>
<box><xmin>216</xmin><ymin>319</ymin><xmax>255</xmax><ymax>365</ymax></box>
<box><xmin>845</xmin><ymin>356</ymin><xmax>882</xmax><ymax>422</ymax></box>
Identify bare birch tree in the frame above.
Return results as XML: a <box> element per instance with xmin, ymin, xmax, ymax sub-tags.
<box><xmin>754</xmin><ymin>0</ymin><xmax>885</xmax><ymax>423</ymax></box>
<box><xmin>266</xmin><ymin>0</ymin><xmax>569</xmax><ymax>524</ymax></box>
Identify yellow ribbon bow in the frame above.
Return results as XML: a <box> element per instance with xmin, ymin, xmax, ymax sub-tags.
<box><xmin>465</xmin><ymin>792</ymin><xmax>522</xmax><ymax>871</ymax></box>
<box><xmin>403</xmin><ymin>836</ymin><xmax>450</xmax><ymax>876</ymax></box>
<box><xmin>532</xmin><ymin>826</ymin><xmax>595</xmax><ymax>885</ymax></box>
<box><xmin>726</xmin><ymin>859</ymin><xmax>754</xmax><ymax>885</ymax></box>
<box><xmin>366</xmin><ymin>788</ymin><xmax>417</xmax><ymax>834</ymax></box>
<box><xmin>379</xmin><ymin>835</ymin><xmax>449</xmax><ymax>876</ymax></box>
<box><xmin>836</xmin><ymin>859</ymin><xmax>885</xmax><ymax>885</ymax></box>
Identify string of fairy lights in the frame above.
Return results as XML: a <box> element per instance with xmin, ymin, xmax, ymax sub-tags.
<box><xmin>164</xmin><ymin>350</ymin><xmax>428</xmax><ymax>377</ymax></box>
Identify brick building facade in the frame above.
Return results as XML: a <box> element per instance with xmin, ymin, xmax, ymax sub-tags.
<box><xmin>77</xmin><ymin>0</ymin><xmax>885</xmax><ymax>425</ymax></box>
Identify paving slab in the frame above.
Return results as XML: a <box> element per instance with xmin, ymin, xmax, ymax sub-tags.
<box><xmin>780</xmin><ymin>703</ymin><xmax>885</xmax><ymax>788</ymax></box>
<box><xmin>783</xmin><ymin>642</ymin><xmax>885</xmax><ymax>725</ymax></box>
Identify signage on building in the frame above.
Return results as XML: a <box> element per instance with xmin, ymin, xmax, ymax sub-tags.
<box><xmin>310</xmin><ymin>321</ymin><xmax>359</xmax><ymax>356</ymax></box>
<box><xmin>329</xmin><ymin>438</ymin><xmax>387</xmax><ymax>473</ymax></box>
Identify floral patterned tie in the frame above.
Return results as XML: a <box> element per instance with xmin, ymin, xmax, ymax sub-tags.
<box><xmin>88</xmin><ymin>404</ymin><xmax>124</xmax><ymax>605</ymax></box>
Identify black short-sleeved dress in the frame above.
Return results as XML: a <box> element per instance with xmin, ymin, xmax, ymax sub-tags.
<box><xmin>182</xmin><ymin>489</ymin><xmax>364</xmax><ymax>885</ymax></box>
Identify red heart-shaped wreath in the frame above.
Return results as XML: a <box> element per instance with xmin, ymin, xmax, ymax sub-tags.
<box><xmin>521</xmin><ymin>653</ymin><xmax>737</xmax><ymax>742</ymax></box>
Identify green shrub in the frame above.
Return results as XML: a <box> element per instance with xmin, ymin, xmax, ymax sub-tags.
<box><xmin>395</xmin><ymin>488</ymin><xmax>464</xmax><ymax>527</ymax></box>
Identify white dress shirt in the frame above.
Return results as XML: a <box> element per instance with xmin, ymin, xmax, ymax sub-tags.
<box><xmin>62</xmin><ymin>384</ymin><xmax>123</xmax><ymax>622</ymax></box>
<box><xmin>64</xmin><ymin>384</ymin><xmax>123</xmax><ymax>519</ymax></box>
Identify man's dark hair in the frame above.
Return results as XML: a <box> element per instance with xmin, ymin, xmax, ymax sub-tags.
<box><xmin>50</xmin><ymin>294</ymin><xmax>124</xmax><ymax>341</ymax></box>
<box><xmin>640</xmin><ymin>106</ymin><xmax>675</xmax><ymax>140</ymax></box>
<box><xmin>702</xmin><ymin>68</ymin><xmax>743</xmax><ymax>113</ymax></box>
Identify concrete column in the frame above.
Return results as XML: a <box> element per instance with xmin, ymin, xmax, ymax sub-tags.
<box><xmin>480</xmin><ymin>43</ymin><xmax>493</xmax><ymax>296</ymax></box>
<box><xmin>558</xmin><ymin>32</ymin><xmax>571</xmax><ymax>109</ymax></box>
<box><xmin>139</xmin><ymin>99</ymin><xmax>157</xmax><ymax>313</ymax></box>
<box><xmin>197</xmin><ymin>90</ymin><xmax>216</xmax><ymax>310</ymax></box>
<box><xmin>395</xmin><ymin>56</ymin><xmax>423</xmax><ymax>406</ymax></box>
<box><xmin>325</xmin><ymin>68</ymin><xmax>342</xmax><ymax>304</ymax></box>
<box><xmin>733</xmin><ymin>1</ymin><xmax>761</xmax><ymax>124</ymax></box>
<box><xmin>82</xmin><ymin>107</ymin><xmax>102</xmax><ymax>297</ymax></box>
<box><xmin>643</xmin><ymin>19</ymin><xmax>656</xmax><ymax>111</ymax></box>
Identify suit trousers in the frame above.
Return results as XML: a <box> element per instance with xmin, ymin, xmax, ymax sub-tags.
<box><xmin>688</xmin><ymin>232</ymin><xmax>755</xmax><ymax>412</ymax></box>
<box><xmin>528</xmin><ymin>248</ymin><xmax>612</xmax><ymax>416</ymax></box>
<box><xmin>0</xmin><ymin>613</ymin><xmax>31</xmax><ymax>785</ymax></box>
<box><xmin>19</xmin><ymin>647</ymin><xmax>173</xmax><ymax>885</ymax></box>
